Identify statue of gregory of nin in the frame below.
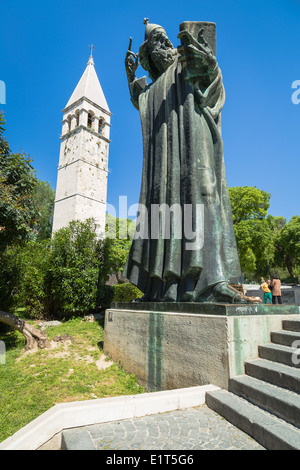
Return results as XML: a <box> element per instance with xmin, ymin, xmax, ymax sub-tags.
<box><xmin>123</xmin><ymin>19</ymin><xmax>259</xmax><ymax>304</ymax></box>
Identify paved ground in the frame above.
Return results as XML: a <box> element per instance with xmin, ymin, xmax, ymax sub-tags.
<box><xmin>62</xmin><ymin>404</ymin><xmax>265</xmax><ymax>450</ymax></box>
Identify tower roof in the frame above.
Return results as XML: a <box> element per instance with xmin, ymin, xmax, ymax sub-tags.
<box><xmin>65</xmin><ymin>54</ymin><xmax>110</xmax><ymax>113</ymax></box>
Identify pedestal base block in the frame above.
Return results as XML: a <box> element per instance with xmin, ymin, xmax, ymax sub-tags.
<box><xmin>104</xmin><ymin>303</ymin><xmax>299</xmax><ymax>391</ymax></box>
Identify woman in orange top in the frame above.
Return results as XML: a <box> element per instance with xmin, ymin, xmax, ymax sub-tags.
<box><xmin>260</xmin><ymin>277</ymin><xmax>272</xmax><ymax>304</ymax></box>
<box><xmin>271</xmin><ymin>274</ymin><xmax>282</xmax><ymax>304</ymax></box>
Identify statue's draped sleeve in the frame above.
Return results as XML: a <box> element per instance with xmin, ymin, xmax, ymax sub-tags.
<box><xmin>129</xmin><ymin>76</ymin><xmax>148</xmax><ymax>110</ymax></box>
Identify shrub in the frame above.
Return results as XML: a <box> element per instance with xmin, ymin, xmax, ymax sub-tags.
<box><xmin>0</xmin><ymin>244</ymin><xmax>23</xmax><ymax>313</ymax></box>
<box><xmin>111</xmin><ymin>283</ymin><xmax>143</xmax><ymax>302</ymax></box>
<box><xmin>0</xmin><ymin>240</ymin><xmax>51</xmax><ymax>319</ymax></box>
<box><xmin>48</xmin><ymin>219</ymin><xmax>102</xmax><ymax>318</ymax></box>
<box><xmin>0</xmin><ymin>218</ymin><xmax>141</xmax><ymax>319</ymax></box>
<box><xmin>16</xmin><ymin>241</ymin><xmax>51</xmax><ymax>318</ymax></box>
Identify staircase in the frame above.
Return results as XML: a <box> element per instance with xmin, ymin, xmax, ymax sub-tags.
<box><xmin>206</xmin><ymin>319</ymin><xmax>300</xmax><ymax>450</ymax></box>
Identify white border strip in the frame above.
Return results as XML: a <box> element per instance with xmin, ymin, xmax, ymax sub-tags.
<box><xmin>0</xmin><ymin>384</ymin><xmax>219</xmax><ymax>450</ymax></box>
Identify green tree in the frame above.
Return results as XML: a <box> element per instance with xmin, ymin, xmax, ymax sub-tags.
<box><xmin>272</xmin><ymin>216</ymin><xmax>287</xmax><ymax>234</ymax></box>
<box><xmin>96</xmin><ymin>215</ymin><xmax>134</xmax><ymax>308</ymax></box>
<box><xmin>48</xmin><ymin>219</ymin><xmax>102</xmax><ymax>317</ymax></box>
<box><xmin>0</xmin><ymin>240</ymin><xmax>51</xmax><ymax>318</ymax></box>
<box><xmin>275</xmin><ymin>216</ymin><xmax>300</xmax><ymax>278</ymax></box>
<box><xmin>229</xmin><ymin>186</ymin><xmax>270</xmax><ymax>224</ymax></box>
<box><xmin>103</xmin><ymin>214</ymin><xmax>133</xmax><ymax>281</ymax></box>
<box><xmin>0</xmin><ymin>216</ymin><xmax>135</xmax><ymax>319</ymax></box>
<box><xmin>0</xmin><ymin>112</ymin><xmax>38</xmax><ymax>248</ymax></box>
<box><xmin>0</xmin><ymin>219</ymin><xmax>106</xmax><ymax>319</ymax></box>
<box><xmin>32</xmin><ymin>180</ymin><xmax>55</xmax><ymax>240</ymax></box>
<box><xmin>228</xmin><ymin>186</ymin><xmax>274</xmax><ymax>276</ymax></box>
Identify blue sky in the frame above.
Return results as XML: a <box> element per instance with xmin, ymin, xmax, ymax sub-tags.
<box><xmin>0</xmin><ymin>0</ymin><xmax>299</xmax><ymax>222</ymax></box>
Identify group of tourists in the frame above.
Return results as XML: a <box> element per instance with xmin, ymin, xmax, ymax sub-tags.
<box><xmin>260</xmin><ymin>275</ymin><xmax>282</xmax><ymax>304</ymax></box>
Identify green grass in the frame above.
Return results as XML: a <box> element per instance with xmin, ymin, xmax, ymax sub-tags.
<box><xmin>0</xmin><ymin>317</ymin><xmax>144</xmax><ymax>443</ymax></box>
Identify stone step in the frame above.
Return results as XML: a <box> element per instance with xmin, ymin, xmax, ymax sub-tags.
<box><xmin>271</xmin><ymin>330</ymin><xmax>300</xmax><ymax>347</ymax></box>
<box><xmin>229</xmin><ymin>375</ymin><xmax>300</xmax><ymax>428</ymax></box>
<box><xmin>206</xmin><ymin>389</ymin><xmax>300</xmax><ymax>450</ymax></box>
<box><xmin>61</xmin><ymin>428</ymin><xmax>96</xmax><ymax>450</ymax></box>
<box><xmin>283</xmin><ymin>319</ymin><xmax>300</xmax><ymax>332</ymax></box>
<box><xmin>258</xmin><ymin>343</ymin><xmax>300</xmax><ymax>368</ymax></box>
<box><xmin>245</xmin><ymin>358</ymin><xmax>300</xmax><ymax>394</ymax></box>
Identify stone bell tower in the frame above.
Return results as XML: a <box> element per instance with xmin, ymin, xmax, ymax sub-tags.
<box><xmin>52</xmin><ymin>49</ymin><xmax>111</xmax><ymax>238</ymax></box>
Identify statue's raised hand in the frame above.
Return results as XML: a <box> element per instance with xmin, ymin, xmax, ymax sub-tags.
<box><xmin>125</xmin><ymin>37</ymin><xmax>139</xmax><ymax>78</ymax></box>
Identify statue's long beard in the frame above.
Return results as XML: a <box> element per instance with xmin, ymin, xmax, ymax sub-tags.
<box><xmin>151</xmin><ymin>47</ymin><xmax>176</xmax><ymax>72</ymax></box>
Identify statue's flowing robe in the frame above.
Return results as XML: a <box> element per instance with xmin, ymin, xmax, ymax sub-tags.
<box><xmin>123</xmin><ymin>55</ymin><xmax>241</xmax><ymax>301</ymax></box>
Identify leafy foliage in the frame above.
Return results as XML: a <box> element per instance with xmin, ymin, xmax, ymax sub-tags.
<box><xmin>103</xmin><ymin>214</ymin><xmax>133</xmax><ymax>278</ymax></box>
<box><xmin>0</xmin><ymin>112</ymin><xmax>38</xmax><ymax>248</ymax></box>
<box><xmin>0</xmin><ymin>240</ymin><xmax>50</xmax><ymax>317</ymax></box>
<box><xmin>275</xmin><ymin>216</ymin><xmax>300</xmax><ymax>278</ymax></box>
<box><xmin>47</xmin><ymin>219</ymin><xmax>103</xmax><ymax>317</ymax></box>
<box><xmin>229</xmin><ymin>186</ymin><xmax>271</xmax><ymax>224</ymax></box>
<box><xmin>229</xmin><ymin>186</ymin><xmax>274</xmax><ymax>276</ymax></box>
<box><xmin>0</xmin><ymin>219</ymin><xmax>103</xmax><ymax>318</ymax></box>
<box><xmin>0</xmin><ymin>216</ymin><xmax>134</xmax><ymax>319</ymax></box>
<box><xmin>32</xmin><ymin>180</ymin><xmax>55</xmax><ymax>240</ymax></box>
<box><xmin>111</xmin><ymin>283</ymin><xmax>143</xmax><ymax>302</ymax></box>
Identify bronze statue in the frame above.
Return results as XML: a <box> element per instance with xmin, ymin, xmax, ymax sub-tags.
<box><xmin>123</xmin><ymin>20</ymin><xmax>259</xmax><ymax>303</ymax></box>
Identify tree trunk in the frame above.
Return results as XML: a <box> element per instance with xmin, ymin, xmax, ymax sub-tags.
<box><xmin>0</xmin><ymin>310</ymin><xmax>50</xmax><ymax>350</ymax></box>
<box><xmin>285</xmin><ymin>254</ymin><xmax>295</xmax><ymax>278</ymax></box>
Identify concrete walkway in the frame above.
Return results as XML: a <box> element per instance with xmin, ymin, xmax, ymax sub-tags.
<box><xmin>0</xmin><ymin>385</ymin><xmax>265</xmax><ymax>450</ymax></box>
<box><xmin>61</xmin><ymin>404</ymin><xmax>265</xmax><ymax>450</ymax></box>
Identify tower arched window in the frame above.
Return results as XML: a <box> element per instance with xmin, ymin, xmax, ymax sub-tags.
<box><xmin>87</xmin><ymin>111</ymin><xmax>94</xmax><ymax>129</ymax></box>
<box><xmin>67</xmin><ymin>115</ymin><xmax>71</xmax><ymax>132</ymax></box>
<box><xmin>75</xmin><ymin>110</ymin><xmax>80</xmax><ymax>127</ymax></box>
<box><xmin>98</xmin><ymin>117</ymin><xmax>105</xmax><ymax>135</ymax></box>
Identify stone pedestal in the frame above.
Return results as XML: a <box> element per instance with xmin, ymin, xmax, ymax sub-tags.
<box><xmin>104</xmin><ymin>303</ymin><xmax>299</xmax><ymax>391</ymax></box>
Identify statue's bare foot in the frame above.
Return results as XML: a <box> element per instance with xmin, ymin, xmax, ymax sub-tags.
<box><xmin>211</xmin><ymin>282</ymin><xmax>262</xmax><ymax>304</ymax></box>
